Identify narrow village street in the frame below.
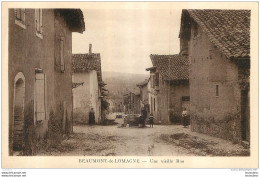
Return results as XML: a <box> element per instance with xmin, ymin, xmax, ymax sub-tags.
<box><xmin>7</xmin><ymin>6</ymin><xmax>253</xmax><ymax>173</ymax></box>
<box><xmin>37</xmin><ymin>113</ymin><xmax>249</xmax><ymax>156</ymax></box>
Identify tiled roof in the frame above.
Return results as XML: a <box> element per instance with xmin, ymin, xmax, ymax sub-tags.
<box><xmin>182</xmin><ymin>10</ymin><xmax>250</xmax><ymax>59</ymax></box>
<box><xmin>72</xmin><ymin>53</ymin><xmax>102</xmax><ymax>82</ymax></box>
<box><xmin>150</xmin><ymin>54</ymin><xmax>189</xmax><ymax>81</ymax></box>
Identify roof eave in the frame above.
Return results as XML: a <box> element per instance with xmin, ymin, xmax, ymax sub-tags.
<box><xmin>146</xmin><ymin>66</ymin><xmax>156</xmax><ymax>71</ymax></box>
<box><xmin>57</xmin><ymin>9</ymin><xmax>86</xmax><ymax>33</ymax></box>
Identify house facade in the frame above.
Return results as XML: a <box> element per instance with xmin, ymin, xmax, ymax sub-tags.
<box><xmin>147</xmin><ymin>55</ymin><xmax>189</xmax><ymax>124</ymax></box>
<box><xmin>146</xmin><ymin>68</ymin><xmax>160</xmax><ymax>123</ymax></box>
<box><xmin>72</xmin><ymin>45</ymin><xmax>104</xmax><ymax>124</ymax></box>
<box><xmin>137</xmin><ymin>79</ymin><xmax>149</xmax><ymax>110</ymax></box>
<box><xmin>123</xmin><ymin>89</ymin><xmax>141</xmax><ymax>115</ymax></box>
<box><xmin>179</xmin><ymin>10</ymin><xmax>250</xmax><ymax>144</ymax></box>
<box><xmin>9</xmin><ymin>9</ymin><xmax>85</xmax><ymax>155</ymax></box>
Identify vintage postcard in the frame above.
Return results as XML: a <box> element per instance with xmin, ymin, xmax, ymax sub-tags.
<box><xmin>2</xmin><ymin>2</ymin><xmax>258</xmax><ymax>168</ymax></box>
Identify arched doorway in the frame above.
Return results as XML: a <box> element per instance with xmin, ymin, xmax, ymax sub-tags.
<box><xmin>13</xmin><ymin>72</ymin><xmax>25</xmax><ymax>152</ymax></box>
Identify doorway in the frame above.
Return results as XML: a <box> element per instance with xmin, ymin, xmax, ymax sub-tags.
<box><xmin>241</xmin><ymin>90</ymin><xmax>250</xmax><ymax>142</ymax></box>
<box><xmin>13</xmin><ymin>73</ymin><xmax>25</xmax><ymax>152</ymax></box>
<box><xmin>181</xmin><ymin>96</ymin><xmax>190</xmax><ymax>112</ymax></box>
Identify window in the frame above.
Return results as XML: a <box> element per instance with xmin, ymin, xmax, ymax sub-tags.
<box><xmin>60</xmin><ymin>37</ymin><xmax>65</xmax><ymax>72</ymax></box>
<box><xmin>216</xmin><ymin>85</ymin><xmax>219</xmax><ymax>97</ymax></box>
<box><xmin>15</xmin><ymin>9</ymin><xmax>26</xmax><ymax>29</ymax></box>
<box><xmin>35</xmin><ymin>9</ymin><xmax>43</xmax><ymax>38</ymax></box>
<box><xmin>35</xmin><ymin>70</ymin><xmax>46</xmax><ymax>123</ymax></box>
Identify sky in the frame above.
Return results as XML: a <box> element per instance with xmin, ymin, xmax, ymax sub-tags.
<box><xmin>72</xmin><ymin>9</ymin><xmax>182</xmax><ymax>75</ymax></box>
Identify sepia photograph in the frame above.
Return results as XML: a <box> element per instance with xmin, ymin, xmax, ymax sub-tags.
<box><xmin>2</xmin><ymin>2</ymin><xmax>258</xmax><ymax>169</ymax></box>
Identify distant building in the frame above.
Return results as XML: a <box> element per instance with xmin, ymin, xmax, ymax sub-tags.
<box><xmin>146</xmin><ymin>70</ymin><xmax>159</xmax><ymax>122</ymax></box>
<box><xmin>137</xmin><ymin>79</ymin><xmax>149</xmax><ymax>109</ymax></box>
<box><xmin>179</xmin><ymin>10</ymin><xmax>250</xmax><ymax>144</ymax></box>
<box><xmin>147</xmin><ymin>54</ymin><xmax>189</xmax><ymax>124</ymax></box>
<box><xmin>9</xmin><ymin>9</ymin><xmax>85</xmax><ymax>155</ymax></box>
<box><xmin>72</xmin><ymin>44</ymin><xmax>105</xmax><ymax>124</ymax></box>
<box><xmin>123</xmin><ymin>88</ymin><xmax>141</xmax><ymax>114</ymax></box>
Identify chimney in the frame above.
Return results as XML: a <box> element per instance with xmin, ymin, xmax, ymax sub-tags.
<box><xmin>89</xmin><ymin>44</ymin><xmax>92</xmax><ymax>54</ymax></box>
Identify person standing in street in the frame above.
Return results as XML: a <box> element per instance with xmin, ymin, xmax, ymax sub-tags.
<box><xmin>89</xmin><ymin>108</ymin><xmax>95</xmax><ymax>125</ymax></box>
<box><xmin>182</xmin><ymin>108</ymin><xmax>189</xmax><ymax>128</ymax></box>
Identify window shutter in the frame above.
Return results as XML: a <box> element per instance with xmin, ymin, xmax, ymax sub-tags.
<box><xmin>21</xmin><ymin>9</ymin><xmax>25</xmax><ymax>23</ymax></box>
<box><xmin>60</xmin><ymin>37</ymin><xmax>65</xmax><ymax>72</ymax></box>
<box><xmin>40</xmin><ymin>9</ymin><xmax>43</xmax><ymax>34</ymax></box>
<box><xmin>35</xmin><ymin>9</ymin><xmax>39</xmax><ymax>32</ymax></box>
<box><xmin>35</xmin><ymin>72</ymin><xmax>46</xmax><ymax>122</ymax></box>
<box><xmin>17</xmin><ymin>9</ymin><xmax>21</xmax><ymax>20</ymax></box>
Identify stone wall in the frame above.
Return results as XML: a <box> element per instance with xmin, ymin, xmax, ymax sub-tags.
<box><xmin>187</xmin><ymin>20</ymin><xmax>243</xmax><ymax>143</ymax></box>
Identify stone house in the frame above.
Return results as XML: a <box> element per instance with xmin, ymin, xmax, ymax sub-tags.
<box><xmin>146</xmin><ymin>54</ymin><xmax>189</xmax><ymax>124</ymax></box>
<box><xmin>179</xmin><ymin>10</ymin><xmax>250</xmax><ymax>144</ymax></box>
<box><xmin>9</xmin><ymin>9</ymin><xmax>85</xmax><ymax>155</ymax></box>
<box><xmin>145</xmin><ymin>72</ymin><xmax>160</xmax><ymax>123</ymax></box>
<box><xmin>137</xmin><ymin>79</ymin><xmax>149</xmax><ymax>109</ymax></box>
<box><xmin>123</xmin><ymin>89</ymin><xmax>141</xmax><ymax>114</ymax></box>
<box><xmin>72</xmin><ymin>44</ymin><xmax>105</xmax><ymax>124</ymax></box>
